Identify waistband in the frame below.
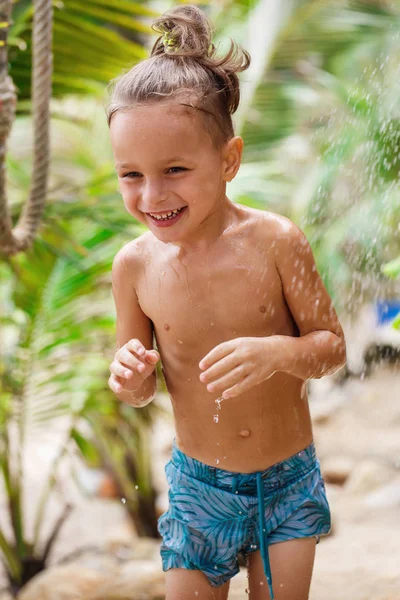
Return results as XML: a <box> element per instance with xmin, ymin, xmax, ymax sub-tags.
<box><xmin>171</xmin><ymin>440</ymin><xmax>317</xmax><ymax>495</ymax></box>
<box><xmin>170</xmin><ymin>440</ymin><xmax>317</xmax><ymax>600</ymax></box>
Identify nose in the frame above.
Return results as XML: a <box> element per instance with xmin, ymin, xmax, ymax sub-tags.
<box><xmin>141</xmin><ymin>178</ymin><xmax>167</xmax><ymax>212</ymax></box>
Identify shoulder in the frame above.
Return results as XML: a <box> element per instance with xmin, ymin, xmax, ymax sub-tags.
<box><xmin>112</xmin><ymin>232</ymin><xmax>152</xmax><ymax>283</ymax></box>
<box><xmin>267</xmin><ymin>213</ymin><xmax>309</xmax><ymax>251</ymax></box>
<box><xmin>239</xmin><ymin>205</ymin><xmax>308</xmax><ymax>249</ymax></box>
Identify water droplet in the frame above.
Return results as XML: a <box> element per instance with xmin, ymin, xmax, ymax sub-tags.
<box><xmin>178</xmin><ymin>339</ymin><xmax>183</xmax><ymax>344</ymax></box>
<box><xmin>121</xmin><ymin>498</ymin><xmax>126</xmax><ymax>504</ymax></box>
<box><xmin>215</xmin><ymin>459</ymin><xmax>220</xmax><ymax>465</ymax></box>
<box><xmin>215</xmin><ymin>398</ymin><xmax>224</xmax><ymax>410</ymax></box>
<box><xmin>213</xmin><ymin>414</ymin><xmax>219</xmax><ymax>423</ymax></box>
<box><xmin>135</xmin><ymin>485</ymin><xmax>139</xmax><ymax>490</ymax></box>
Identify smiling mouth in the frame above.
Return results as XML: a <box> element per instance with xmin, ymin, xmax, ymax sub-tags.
<box><xmin>147</xmin><ymin>207</ymin><xmax>186</xmax><ymax>221</ymax></box>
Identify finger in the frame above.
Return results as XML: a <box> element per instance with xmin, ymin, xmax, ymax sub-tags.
<box><xmin>145</xmin><ymin>350</ymin><xmax>159</xmax><ymax>363</ymax></box>
<box><xmin>117</xmin><ymin>347</ymin><xmax>143</xmax><ymax>370</ymax></box>
<box><xmin>126</xmin><ymin>339</ymin><xmax>146</xmax><ymax>357</ymax></box>
<box><xmin>199</xmin><ymin>353</ymin><xmax>241</xmax><ymax>384</ymax></box>
<box><xmin>110</xmin><ymin>360</ymin><xmax>134</xmax><ymax>379</ymax></box>
<box><xmin>222</xmin><ymin>373</ymin><xmax>253</xmax><ymax>399</ymax></box>
<box><xmin>204</xmin><ymin>363</ymin><xmax>247</xmax><ymax>395</ymax></box>
<box><xmin>109</xmin><ymin>374</ymin><xmax>123</xmax><ymax>393</ymax></box>
<box><xmin>199</xmin><ymin>341</ymin><xmax>235</xmax><ymax>371</ymax></box>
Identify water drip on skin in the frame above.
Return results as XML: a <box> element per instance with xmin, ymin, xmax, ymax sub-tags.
<box><xmin>205</xmin><ymin>249</ymin><xmax>216</xmax><ymax>334</ymax></box>
<box><xmin>293</xmin><ymin>403</ymin><xmax>302</xmax><ymax>436</ymax></box>
<box><xmin>178</xmin><ymin>251</ymin><xmax>207</xmax><ymax>336</ymax></box>
<box><xmin>213</xmin><ymin>397</ymin><xmax>224</xmax><ymax>424</ymax></box>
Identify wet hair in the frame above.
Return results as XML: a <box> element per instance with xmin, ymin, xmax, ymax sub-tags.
<box><xmin>106</xmin><ymin>4</ymin><xmax>251</xmax><ymax>146</ymax></box>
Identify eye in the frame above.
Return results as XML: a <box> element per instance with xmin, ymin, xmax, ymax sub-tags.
<box><xmin>122</xmin><ymin>172</ymin><xmax>141</xmax><ymax>178</ymax></box>
<box><xmin>167</xmin><ymin>167</ymin><xmax>187</xmax><ymax>174</ymax></box>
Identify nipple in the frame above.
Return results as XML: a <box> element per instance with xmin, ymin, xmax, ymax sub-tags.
<box><xmin>239</xmin><ymin>429</ymin><xmax>251</xmax><ymax>438</ymax></box>
<box><xmin>164</xmin><ymin>323</ymin><xmax>170</xmax><ymax>331</ymax></box>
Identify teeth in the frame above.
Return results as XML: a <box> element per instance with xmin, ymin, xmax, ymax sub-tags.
<box><xmin>149</xmin><ymin>208</ymin><xmax>183</xmax><ymax>220</ymax></box>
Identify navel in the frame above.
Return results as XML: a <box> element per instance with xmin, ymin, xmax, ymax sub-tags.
<box><xmin>239</xmin><ymin>429</ymin><xmax>251</xmax><ymax>438</ymax></box>
<box><xmin>164</xmin><ymin>323</ymin><xmax>170</xmax><ymax>331</ymax></box>
<box><xmin>259</xmin><ymin>305</ymin><xmax>266</xmax><ymax>313</ymax></box>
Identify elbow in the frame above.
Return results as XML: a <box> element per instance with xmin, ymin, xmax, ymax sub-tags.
<box><xmin>330</xmin><ymin>337</ymin><xmax>347</xmax><ymax>376</ymax></box>
<box><xmin>339</xmin><ymin>337</ymin><xmax>347</xmax><ymax>369</ymax></box>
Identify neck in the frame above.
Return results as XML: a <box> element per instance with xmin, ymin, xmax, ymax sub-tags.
<box><xmin>171</xmin><ymin>196</ymin><xmax>238</xmax><ymax>256</ymax></box>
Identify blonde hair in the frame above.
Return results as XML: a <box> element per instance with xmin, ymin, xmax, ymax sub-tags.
<box><xmin>106</xmin><ymin>4</ymin><xmax>251</xmax><ymax>146</ymax></box>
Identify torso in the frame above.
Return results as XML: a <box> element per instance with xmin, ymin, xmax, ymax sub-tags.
<box><xmin>134</xmin><ymin>205</ymin><xmax>313</xmax><ymax>472</ymax></box>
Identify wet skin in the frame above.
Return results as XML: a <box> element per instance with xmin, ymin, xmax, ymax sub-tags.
<box><xmin>110</xmin><ymin>103</ymin><xmax>346</xmax><ymax>472</ymax></box>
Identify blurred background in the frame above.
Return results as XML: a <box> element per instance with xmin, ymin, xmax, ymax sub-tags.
<box><xmin>0</xmin><ymin>0</ymin><xmax>399</xmax><ymax>598</ymax></box>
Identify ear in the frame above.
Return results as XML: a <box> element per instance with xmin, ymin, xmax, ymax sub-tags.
<box><xmin>222</xmin><ymin>136</ymin><xmax>243</xmax><ymax>182</ymax></box>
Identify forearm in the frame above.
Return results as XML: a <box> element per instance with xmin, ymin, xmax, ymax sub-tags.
<box><xmin>115</xmin><ymin>373</ymin><xmax>157</xmax><ymax>407</ymax></box>
<box><xmin>270</xmin><ymin>330</ymin><xmax>347</xmax><ymax>380</ymax></box>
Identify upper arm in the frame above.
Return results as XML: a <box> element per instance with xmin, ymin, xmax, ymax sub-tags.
<box><xmin>112</xmin><ymin>243</ymin><xmax>154</xmax><ymax>352</ymax></box>
<box><xmin>275</xmin><ymin>218</ymin><xmax>345</xmax><ymax>340</ymax></box>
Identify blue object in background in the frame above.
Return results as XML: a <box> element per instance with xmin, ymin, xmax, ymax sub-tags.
<box><xmin>375</xmin><ymin>300</ymin><xmax>400</xmax><ymax>325</ymax></box>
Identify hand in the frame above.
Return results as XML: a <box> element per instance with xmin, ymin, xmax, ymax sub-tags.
<box><xmin>198</xmin><ymin>337</ymin><xmax>277</xmax><ymax>399</ymax></box>
<box><xmin>109</xmin><ymin>338</ymin><xmax>160</xmax><ymax>394</ymax></box>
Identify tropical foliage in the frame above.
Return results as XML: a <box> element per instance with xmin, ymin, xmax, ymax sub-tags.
<box><xmin>1</xmin><ymin>101</ymin><xmax>171</xmax><ymax>593</ymax></box>
<box><xmin>225</xmin><ymin>0</ymin><xmax>400</xmax><ymax>312</ymax></box>
<box><xmin>9</xmin><ymin>0</ymin><xmax>156</xmax><ymax>102</ymax></box>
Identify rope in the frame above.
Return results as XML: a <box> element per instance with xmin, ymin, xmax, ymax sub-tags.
<box><xmin>0</xmin><ymin>0</ymin><xmax>52</xmax><ymax>256</ymax></box>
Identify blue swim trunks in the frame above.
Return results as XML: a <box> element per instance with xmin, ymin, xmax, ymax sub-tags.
<box><xmin>158</xmin><ymin>440</ymin><xmax>331</xmax><ymax>600</ymax></box>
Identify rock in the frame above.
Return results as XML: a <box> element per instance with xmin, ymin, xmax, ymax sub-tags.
<box><xmin>17</xmin><ymin>565</ymin><xmax>108</xmax><ymax>600</ymax></box>
<box><xmin>344</xmin><ymin>459</ymin><xmax>395</xmax><ymax>495</ymax></box>
<box><xmin>17</xmin><ymin>560</ymin><xmax>165</xmax><ymax>600</ymax></box>
<box><xmin>321</xmin><ymin>456</ymin><xmax>355</xmax><ymax>486</ymax></box>
<box><xmin>104</xmin><ymin>521</ymin><xmax>137</xmax><ymax>555</ymax></box>
<box><xmin>309</xmin><ymin>395</ymin><xmax>346</xmax><ymax>425</ymax></box>
<box><xmin>130</xmin><ymin>538</ymin><xmax>161</xmax><ymax>562</ymax></box>
<box><xmin>364</xmin><ymin>479</ymin><xmax>400</xmax><ymax>509</ymax></box>
<box><xmin>88</xmin><ymin>561</ymin><xmax>164</xmax><ymax>600</ymax></box>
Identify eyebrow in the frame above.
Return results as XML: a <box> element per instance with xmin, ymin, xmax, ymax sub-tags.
<box><xmin>115</xmin><ymin>157</ymin><xmax>189</xmax><ymax>169</ymax></box>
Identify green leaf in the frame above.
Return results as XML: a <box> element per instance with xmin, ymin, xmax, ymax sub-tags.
<box><xmin>381</xmin><ymin>256</ymin><xmax>400</xmax><ymax>279</ymax></box>
<box><xmin>71</xmin><ymin>428</ymin><xmax>100</xmax><ymax>466</ymax></box>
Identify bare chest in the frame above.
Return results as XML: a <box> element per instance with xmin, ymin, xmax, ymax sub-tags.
<box><xmin>136</xmin><ymin>245</ymin><xmax>294</xmax><ymax>353</ymax></box>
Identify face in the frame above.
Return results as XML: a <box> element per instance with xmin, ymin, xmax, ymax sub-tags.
<box><xmin>110</xmin><ymin>102</ymin><xmax>242</xmax><ymax>244</ymax></box>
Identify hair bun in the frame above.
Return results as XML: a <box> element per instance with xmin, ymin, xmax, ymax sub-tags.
<box><xmin>151</xmin><ymin>5</ymin><xmax>214</xmax><ymax>59</ymax></box>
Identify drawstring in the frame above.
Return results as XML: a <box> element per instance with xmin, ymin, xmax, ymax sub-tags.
<box><xmin>256</xmin><ymin>473</ymin><xmax>274</xmax><ymax>600</ymax></box>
